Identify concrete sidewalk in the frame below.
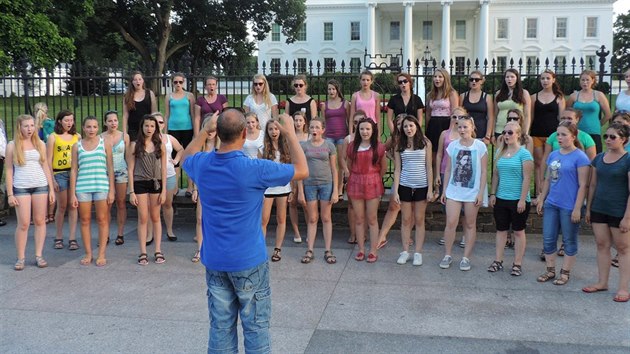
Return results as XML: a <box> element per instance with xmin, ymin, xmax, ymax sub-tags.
<box><xmin>0</xmin><ymin>218</ymin><xmax>628</xmax><ymax>353</ymax></box>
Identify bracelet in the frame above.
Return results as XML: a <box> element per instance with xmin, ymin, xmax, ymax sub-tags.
<box><xmin>489</xmin><ymin>194</ymin><xmax>496</xmax><ymax>196</ymax></box>
<box><xmin>129</xmin><ymin>191</ymin><xmax>135</xmax><ymax>194</ymax></box>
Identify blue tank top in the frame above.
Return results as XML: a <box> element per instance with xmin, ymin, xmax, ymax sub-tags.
<box><xmin>574</xmin><ymin>91</ymin><xmax>601</xmax><ymax>135</ymax></box>
<box><xmin>168</xmin><ymin>94</ymin><xmax>193</xmax><ymax>131</ymax></box>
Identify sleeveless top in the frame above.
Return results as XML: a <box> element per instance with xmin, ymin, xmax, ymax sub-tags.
<box><xmin>13</xmin><ymin>149</ymin><xmax>48</xmax><ymax>189</ymax></box>
<box><xmin>355</xmin><ymin>91</ymin><xmax>378</xmax><ymax>122</ymax></box>
<box><xmin>574</xmin><ymin>91</ymin><xmax>601</xmax><ymax>135</ymax></box>
<box><xmin>76</xmin><ymin>137</ymin><xmax>109</xmax><ymax>194</ymax></box>
<box><xmin>400</xmin><ymin>148</ymin><xmax>428</xmax><ymax>188</ymax></box>
<box><xmin>462</xmin><ymin>91</ymin><xmax>488</xmax><ymax>138</ymax></box>
<box><xmin>168</xmin><ymin>93</ymin><xmax>193</xmax><ymax>131</ymax></box>
<box><xmin>429</xmin><ymin>98</ymin><xmax>451</xmax><ymax>117</ymax></box>
<box><xmin>440</xmin><ymin>130</ymin><xmax>456</xmax><ymax>174</ymax></box>
<box><xmin>51</xmin><ymin>133</ymin><xmax>80</xmax><ymax>173</ymax></box>
<box><xmin>128</xmin><ymin>90</ymin><xmax>152</xmax><ymax>141</ymax></box>
<box><xmin>243</xmin><ymin>130</ymin><xmax>264</xmax><ymax>159</ymax></box>
<box><xmin>264</xmin><ymin>151</ymin><xmax>292</xmax><ymax>195</ymax></box>
<box><xmin>164</xmin><ymin>135</ymin><xmax>176</xmax><ymax>178</ymax></box>
<box><xmin>110</xmin><ymin>134</ymin><xmax>127</xmax><ymax>172</ymax></box>
<box><xmin>531</xmin><ymin>93</ymin><xmax>560</xmax><ymax>137</ymax></box>
<box><xmin>324</xmin><ymin>100</ymin><xmax>348</xmax><ymax>140</ymax></box>
<box><xmin>616</xmin><ymin>90</ymin><xmax>630</xmax><ymax>113</ymax></box>
<box><xmin>288</xmin><ymin>97</ymin><xmax>314</xmax><ymax>120</ymax></box>
<box><xmin>495</xmin><ymin>99</ymin><xmax>523</xmax><ymax>132</ymax></box>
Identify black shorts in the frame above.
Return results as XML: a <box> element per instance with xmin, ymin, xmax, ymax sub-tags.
<box><xmin>264</xmin><ymin>192</ymin><xmax>291</xmax><ymax>199</ymax></box>
<box><xmin>589</xmin><ymin>133</ymin><xmax>602</xmax><ymax>154</ymax></box>
<box><xmin>590</xmin><ymin>210</ymin><xmax>623</xmax><ymax>228</ymax></box>
<box><xmin>134</xmin><ymin>180</ymin><xmax>163</xmax><ymax>195</ymax></box>
<box><xmin>493</xmin><ymin>197</ymin><xmax>530</xmax><ymax>231</ymax></box>
<box><xmin>426</xmin><ymin>116</ymin><xmax>451</xmax><ymax>152</ymax></box>
<box><xmin>398</xmin><ymin>185</ymin><xmax>428</xmax><ymax>202</ymax></box>
<box><xmin>169</xmin><ymin>129</ymin><xmax>193</xmax><ymax>158</ymax></box>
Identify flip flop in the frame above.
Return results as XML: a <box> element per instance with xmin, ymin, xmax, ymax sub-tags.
<box><xmin>582</xmin><ymin>286</ymin><xmax>608</xmax><ymax>293</ymax></box>
<box><xmin>376</xmin><ymin>239</ymin><xmax>388</xmax><ymax>249</ymax></box>
<box><xmin>613</xmin><ymin>294</ymin><xmax>630</xmax><ymax>303</ymax></box>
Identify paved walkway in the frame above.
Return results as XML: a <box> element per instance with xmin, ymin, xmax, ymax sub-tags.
<box><xmin>0</xmin><ymin>217</ymin><xmax>628</xmax><ymax>353</ymax></box>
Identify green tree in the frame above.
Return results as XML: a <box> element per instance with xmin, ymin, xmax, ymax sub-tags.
<box><xmin>90</xmin><ymin>0</ymin><xmax>306</xmax><ymax>89</ymax></box>
<box><xmin>0</xmin><ymin>0</ymin><xmax>76</xmax><ymax>73</ymax></box>
<box><xmin>613</xmin><ymin>11</ymin><xmax>630</xmax><ymax>70</ymax></box>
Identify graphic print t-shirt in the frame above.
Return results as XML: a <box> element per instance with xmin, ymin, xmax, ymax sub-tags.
<box><xmin>445</xmin><ymin>139</ymin><xmax>487</xmax><ymax>202</ymax></box>
<box><xmin>545</xmin><ymin>149</ymin><xmax>590</xmax><ymax>210</ymax></box>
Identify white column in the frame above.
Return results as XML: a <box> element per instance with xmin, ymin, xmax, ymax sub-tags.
<box><xmin>367</xmin><ymin>2</ymin><xmax>377</xmax><ymax>66</ymax></box>
<box><xmin>477</xmin><ymin>0</ymin><xmax>490</xmax><ymax>64</ymax></box>
<box><xmin>440</xmin><ymin>0</ymin><xmax>452</xmax><ymax>66</ymax></box>
<box><xmin>403</xmin><ymin>2</ymin><xmax>415</xmax><ymax>71</ymax></box>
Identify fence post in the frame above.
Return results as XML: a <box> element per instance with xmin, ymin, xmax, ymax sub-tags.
<box><xmin>596</xmin><ymin>45</ymin><xmax>609</xmax><ymax>83</ymax></box>
<box><xmin>17</xmin><ymin>56</ymin><xmax>31</xmax><ymax>115</ymax></box>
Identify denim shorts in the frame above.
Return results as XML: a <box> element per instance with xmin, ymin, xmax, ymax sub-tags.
<box><xmin>166</xmin><ymin>175</ymin><xmax>177</xmax><ymax>192</ymax></box>
<box><xmin>303</xmin><ymin>183</ymin><xmax>333</xmax><ymax>202</ymax></box>
<box><xmin>13</xmin><ymin>185</ymin><xmax>49</xmax><ymax>196</ymax></box>
<box><xmin>114</xmin><ymin>169</ymin><xmax>128</xmax><ymax>184</ymax></box>
<box><xmin>76</xmin><ymin>192</ymin><xmax>108</xmax><ymax>202</ymax></box>
<box><xmin>325</xmin><ymin>137</ymin><xmax>345</xmax><ymax>146</ymax></box>
<box><xmin>54</xmin><ymin>171</ymin><xmax>70</xmax><ymax>191</ymax></box>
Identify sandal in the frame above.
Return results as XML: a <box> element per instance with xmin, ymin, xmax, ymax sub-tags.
<box><xmin>505</xmin><ymin>233</ymin><xmax>514</xmax><ymax>249</ymax></box>
<box><xmin>54</xmin><ymin>239</ymin><xmax>64</xmax><ymax>249</ymax></box>
<box><xmin>612</xmin><ymin>254</ymin><xmax>619</xmax><ymax>268</ymax></box>
<box><xmin>68</xmin><ymin>240</ymin><xmax>80</xmax><ymax>251</ymax></box>
<box><xmin>95</xmin><ymin>258</ymin><xmax>107</xmax><ymax>267</ymax></box>
<box><xmin>347</xmin><ymin>237</ymin><xmax>357</xmax><ymax>245</ymax></box>
<box><xmin>114</xmin><ymin>235</ymin><xmax>125</xmax><ymax>246</ymax></box>
<box><xmin>46</xmin><ymin>214</ymin><xmax>55</xmax><ymax>224</ymax></box>
<box><xmin>293</xmin><ymin>236</ymin><xmax>303</xmax><ymax>244</ymax></box>
<box><xmin>324</xmin><ymin>250</ymin><xmax>336</xmax><ymax>264</ymax></box>
<box><xmin>537</xmin><ymin>267</ymin><xmax>556</xmax><ymax>282</ymax></box>
<box><xmin>354</xmin><ymin>251</ymin><xmax>365</xmax><ymax>261</ymax></box>
<box><xmin>14</xmin><ymin>258</ymin><xmax>25</xmax><ymax>271</ymax></box>
<box><xmin>553</xmin><ymin>269</ymin><xmax>570</xmax><ymax>285</ymax></box>
<box><xmin>154</xmin><ymin>252</ymin><xmax>166</xmax><ymax>264</ymax></box>
<box><xmin>138</xmin><ymin>253</ymin><xmax>149</xmax><ymax>266</ymax></box>
<box><xmin>271</xmin><ymin>248</ymin><xmax>282</xmax><ymax>262</ymax></box>
<box><xmin>366</xmin><ymin>253</ymin><xmax>378</xmax><ymax>263</ymax></box>
<box><xmin>301</xmin><ymin>250</ymin><xmax>314</xmax><ymax>264</ymax></box>
<box><xmin>510</xmin><ymin>264</ymin><xmax>522</xmax><ymax>277</ymax></box>
<box><xmin>35</xmin><ymin>256</ymin><xmax>48</xmax><ymax>268</ymax></box>
<box><xmin>557</xmin><ymin>244</ymin><xmax>565</xmax><ymax>256</ymax></box>
<box><xmin>487</xmin><ymin>260</ymin><xmax>504</xmax><ymax>273</ymax></box>
<box><xmin>376</xmin><ymin>239</ymin><xmax>388</xmax><ymax>249</ymax></box>
<box><xmin>191</xmin><ymin>250</ymin><xmax>200</xmax><ymax>263</ymax></box>
<box><xmin>80</xmin><ymin>256</ymin><xmax>92</xmax><ymax>266</ymax></box>
<box><xmin>167</xmin><ymin>233</ymin><xmax>178</xmax><ymax>242</ymax></box>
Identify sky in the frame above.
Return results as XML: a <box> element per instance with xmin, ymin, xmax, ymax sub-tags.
<box><xmin>614</xmin><ymin>1</ymin><xmax>629</xmax><ymax>18</ymax></box>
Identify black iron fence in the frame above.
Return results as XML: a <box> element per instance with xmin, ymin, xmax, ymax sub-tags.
<box><xmin>1</xmin><ymin>46</ymin><xmax>626</xmax><ymax>186</ymax></box>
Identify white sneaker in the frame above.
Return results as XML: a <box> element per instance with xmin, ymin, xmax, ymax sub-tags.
<box><xmin>439</xmin><ymin>255</ymin><xmax>453</xmax><ymax>269</ymax></box>
<box><xmin>413</xmin><ymin>253</ymin><xmax>423</xmax><ymax>266</ymax></box>
<box><xmin>397</xmin><ymin>251</ymin><xmax>410</xmax><ymax>265</ymax></box>
<box><xmin>460</xmin><ymin>257</ymin><xmax>471</xmax><ymax>271</ymax></box>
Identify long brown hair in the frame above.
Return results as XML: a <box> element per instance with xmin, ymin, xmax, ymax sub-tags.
<box><xmin>428</xmin><ymin>68</ymin><xmax>454</xmax><ymax>101</ymax></box>
<box><xmin>557</xmin><ymin>120</ymin><xmax>584</xmax><ymax>150</ymax></box>
<box><xmin>397</xmin><ymin>115</ymin><xmax>427</xmax><ymax>152</ymax></box>
<box><xmin>262</xmin><ymin>120</ymin><xmax>290</xmax><ymax>163</ymax></box>
<box><xmin>496</xmin><ymin>68</ymin><xmax>525</xmax><ymax>104</ymax></box>
<box><xmin>124</xmin><ymin>71</ymin><xmax>146</xmax><ymax>111</ymax></box>
<box><xmin>134</xmin><ymin>114</ymin><xmax>162</xmax><ymax>159</ymax></box>
<box><xmin>348</xmin><ymin>118</ymin><xmax>380</xmax><ymax>165</ymax></box>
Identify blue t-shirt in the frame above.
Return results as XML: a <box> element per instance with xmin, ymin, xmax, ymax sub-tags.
<box><xmin>182</xmin><ymin>150</ymin><xmax>294</xmax><ymax>272</ymax></box>
<box><xmin>496</xmin><ymin>146</ymin><xmax>533</xmax><ymax>201</ymax></box>
<box><xmin>545</xmin><ymin>149</ymin><xmax>590</xmax><ymax>210</ymax></box>
<box><xmin>591</xmin><ymin>152</ymin><xmax>630</xmax><ymax>218</ymax></box>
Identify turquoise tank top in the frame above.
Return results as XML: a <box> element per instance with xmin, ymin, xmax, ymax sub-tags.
<box><xmin>574</xmin><ymin>92</ymin><xmax>601</xmax><ymax>135</ymax></box>
<box><xmin>168</xmin><ymin>94</ymin><xmax>193</xmax><ymax>131</ymax></box>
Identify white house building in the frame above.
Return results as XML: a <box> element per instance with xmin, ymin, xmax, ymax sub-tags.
<box><xmin>257</xmin><ymin>0</ymin><xmax>617</xmax><ymax>75</ymax></box>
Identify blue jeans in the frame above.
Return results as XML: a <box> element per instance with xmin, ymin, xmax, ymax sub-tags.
<box><xmin>542</xmin><ymin>202</ymin><xmax>579</xmax><ymax>256</ymax></box>
<box><xmin>205</xmin><ymin>262</ymin><xmax>271</xmax><ymax>354</ymax></box>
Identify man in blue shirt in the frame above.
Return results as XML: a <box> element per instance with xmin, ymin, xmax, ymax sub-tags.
<box><xmin>182</xmin><ymin>109</ymin><xmax>308</xmax><ymax>353</ymax></box>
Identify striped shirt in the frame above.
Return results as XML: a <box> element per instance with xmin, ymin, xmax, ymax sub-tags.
<box><xmin>496</xmin><ymin>146</ymin><xmax>533</xmax><ymax>201</ymax></box>
<box><xmin>400</xmin><ymin>148</ymin><xmax>428</xmax><ymax>189</ymax></box>
<box><xmin>76</xmin><ymin>137</ymin><xmax>109</xmax><ymax>194</ymax></box>
<box><xmin>13</xmin><ymin>149</ymin><xmax>48</xmax><ymax>189</ymax></box>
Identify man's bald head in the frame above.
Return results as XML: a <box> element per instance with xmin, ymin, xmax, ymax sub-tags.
<box><xmin>217</xmin><ymin>109</ymin><xmax>246</xmax><ymax>144</ymax></box>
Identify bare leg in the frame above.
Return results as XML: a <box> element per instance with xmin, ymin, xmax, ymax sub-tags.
<box><xmin>351</xmin><ymin>198</ymin><xmax>366</xmax><ymax>254</ymax></box>
<box><xmin>288</xmin><ymin>199</ymin><xmax>302</xmax><ymax>241</ymax></box>
<box><xmin>149</xmin><ymin>194</ymin><xmax>162</xmax><ymax>254</ymax></box>
<box><xmin>320</xmin><ymin>200</ymin><xmax>333</xmax><ymax>252</ymax></box>
<box><xmin>366</xmin><ymin>198</ymin><xmax>381</xmax><ymax>256</ymax></box>
<box><xmin>377</xmin><ymin>193</ymin><xmax>401</xmax><ymax>245</ymax></box>
<box><xmin>413</xmin><ymin>200</ymin><xmax>428</xmax><ymax>253</ymax></box>
<box><xmin>400</xmin><ymin>202</ymin><xmax>413</xmax><ymax>253</ymax></box>
<box><xmin>612</xmin><ymin>228</ymin><xmax>630</xmax><ymax>297</ymax></box>
<box><xmin>586</xmin><ymin>223</ymin><xmax>612</xmax><ymax>290</ymax></box>
<box><xmin>78</xmin><ymin>201</ymin><xmax>93</xmax><ymax>263</ymax></box>
<box><xmin>462</xmin><ymin>202</ymin><xmax>480</xmax><ymax>259</ymax></box>
<box><xmin>513</xmin><ymin>229</ymin><xmax>526</xmax><ymax>265</ymax></box>
<box><xmin>274</xmin><ymin>197</ymin><xmax>288</xmax><ymax>249</ymax></box>
<box><xmin>163</xmin><ymin>187</ymin><xmax>176</xmax><ymax>237</ymax></box>
<box><xmin>347</xmin><ymin>196</ymin><xmax>356</xmax><ymax>242</ymax></box>
<box><xmin>261</xmin><ymin>197</ymin><xmax>274</xmax><ymax>237</ymax></box>
<box><xmin>95</xmin><ymin>200</ymin><xmax>109</xmax><ymax>264</ymax></box>
<box><xmin>495</xmin><ymin>231</ymin><xmax>508</xmax><ymax>261</ymax></box>
<box><xmin>14</xmin><ymin>195</ymin><xmax>32</xmax><ymax>260</ymax></box>
<box><xmin>443</xmin><ymin>199</ymin><xmax>463</xmax><ymax>256</ymax></box>
<box><xmin>32</xmin><ymin>194</ymin><xmax>48</xmax><ymax>258</ymax></box>
<box><xmin>305</xmin><ymin>201</ymin><xmax>319</xmax><ymax>252</ymax></box>
<box><xmin>115</xmin><ymin>182</ymin><xmax>127</xmax><ymax>236</ymax></box>
<box><xmin>136</xmin><ymin>194</ymin><xmax>150</xmax><ymax>255</ymax></box>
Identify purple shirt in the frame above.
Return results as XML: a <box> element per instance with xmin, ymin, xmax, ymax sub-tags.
<box><xmin>196</xmin><ymin>95</ymin><xmax>227</xmax><ymax>118</ymax></box>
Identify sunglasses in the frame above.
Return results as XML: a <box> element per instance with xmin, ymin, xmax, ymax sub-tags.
<box><xmin>452</xmin><ymin>115</ymin><xmax>472</xmax><ymax>120</ymax></box>
<box><xmin>156</xmin><ymin>120</ymin><xmax>165</xmax><ymax>124</ymax></box>
<box><xmin>293</xmin><ymin>83</ymin><xmax>305</xmax><ymax>88</ymax></box>
<box><xmin>353</xmin><ymin>120</ymin><xmax>361</xmax><ymax>125</ymax></box>
<box><xmin>253</xmin><ymin>82</ymin><xmax>264</xmax><ymax>86</ymax></box>
<box><xmin>173</xmin><ymin>80</ymin><xmax>184</xmax><ymax>84</ymax></box>
<box><xmin>398</xmin><ymin>79</ymin><xmax>409</xmax><ymax>84</ymax></box>
<box><xmin>105</xmin><ymin>110</ymin><xmax>118</xmax><ymax>116</ymax></box>
<box><xmin>507</xmin><ymin>117</ymin><xmax>520</xmax><ymax>122</ymax></box>
<box><xmin>469</xmin><ymin>78</ymin><xmax>482</xmax><ymax>82</ymax></box>
<box><xmin>502</xmin><ymin>130</ymin><xmax>515</xmax><ymax>136</ymax></box>
<box><xmin>603</xmin><ymin>134</ymin><xmax>619</xmax><ymax>140</ymax></box>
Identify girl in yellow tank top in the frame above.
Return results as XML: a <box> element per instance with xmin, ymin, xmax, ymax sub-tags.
<box><xmin>46</xmin><ymin>110</ymin><xmax>80</xmax><ymax>250</ymax></box>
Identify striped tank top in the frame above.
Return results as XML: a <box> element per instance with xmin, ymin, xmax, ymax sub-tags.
<box><xmin>76</xmin><ymin>137</ymin><xmax>109</xmax><ymax>194</ymax></box>
<box><xmin>400</xmin><ymin>147</ymin><xmax>428</xmax><ymax>188</ymax></box>
<box><xmin>52</xmin><ymin>133</ymin><xmax>80</xmax><ymax>173</ymax></box>
<box><xmin>13</xmin><ymin>149</ymin><xmax>48</xmax><ymax>189</ymax></box>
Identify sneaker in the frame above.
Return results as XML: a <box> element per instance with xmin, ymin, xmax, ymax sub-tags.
<box><xmin>459</xmin><ymin>239</ymin><xmax>466</xmax><ymax>248</ymax></box>
<box><xmin>397</xmin><ymin>251</ymin><xmax>410</xmax><ymax>265</ymax></box>
<box><xmin>460</xmin><ymin>257</ymin><xmax>471</xmax><ymax>271</ymax></box>
<box><xmin>439</xmin><ymin>255</ymin><xmax>453</xmax><ymax>269</ymax></box>
<box><xmin>413</xmin><ymin>252</ymin><xmax>423</xmax><ymax>266</ymax></box>
<box><xmin>438</xmin><ymin>238</ymin><xmax>445</xmax><ymax>245</ymax></box>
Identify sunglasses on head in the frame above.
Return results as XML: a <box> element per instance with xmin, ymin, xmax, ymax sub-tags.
<box><xmin>452</xmin><ymin>115</ymin><xmax>472</xmax><ymax>121</ymax></box>
<box><xmin>398</xmin><ymin>79</ymin><xmax>409</xmax><ymax>84</ymax></box>
<box><xmin>105</xmin><ymin>110</ymin><xmax>118</xmax><ymax>116</ymax></box>
<box><xmin>253</xmin><ymin>82</ymin><xmax>264</xmax><ymax>86</ymax></box>
<box><xmin>502</xmin><ymin>130</ymin><xmax>514</xmax><ymax>136</ymax></box>
<box><xmin>156</xmin><ymin>120</ymin><xmax>164</xmax><ymax>124</ymax></box>
<box><xmin>293</xmin><ymin>83</ymin><xmax>305</xmax><ymax>88</ymax></box>
<box><xmin>469</xmin><ymin>77</ymin><xmax>482</xmax><ymax>82</ymax></box>
<box><xmin>603</xmin><ymin>134</ymin><xmax>619</xmax><ymax>140</ymax></box>
<box><xmin>560</xmin><ymin>116</ymin><xmax>574</xmax><ymax>121</ymax></box>
<box><xmin>507</xmin><ymin>116</ymin><xmax>520</xmax><ymax>122</ymax></box>
<box><xmin>173</xmin><ymin>80</ymin><xmax>184</xmax><ymax>84</ymax></box>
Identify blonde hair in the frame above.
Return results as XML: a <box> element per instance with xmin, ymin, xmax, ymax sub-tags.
<box><xmin>496</xmin><ymin>121</ymin><xmax>522</xmax><ymax>159</ymax></box>
<box><xmin>250</xmin><ymin>74</ymin><xmax>273</xmax><ymax>109</ymax></box>
<box><xmin>429</xmin><ymin>68</ymin><xmax>454</xmax><ymax>101</ymax></box>
<box><xmin>13</xmin><ymin>115</ymin><xmax>46</xmax><ymax>166</ymax></box>
<box><xmin>33</xmin><ymin>102</ymin><xmax>48</xmax><ymax>129</ymax></box>
<box><xmin>202</xmin><ymin>113</ymin><xmax>220</xmax><ymax>150</ymax></box>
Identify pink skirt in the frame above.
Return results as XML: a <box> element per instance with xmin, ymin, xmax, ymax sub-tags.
<box><xmin>347</xmin><ymin>172</ymin><xmax>384</xmax><ymax>200</ymax></box>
